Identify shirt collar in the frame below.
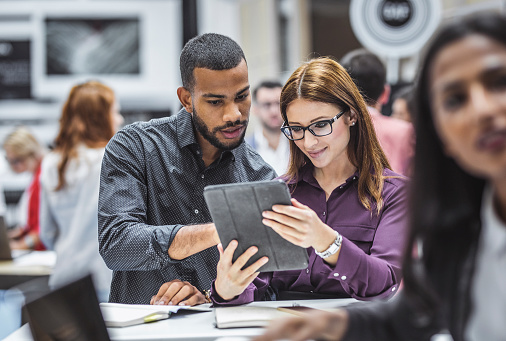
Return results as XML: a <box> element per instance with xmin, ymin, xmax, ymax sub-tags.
<box><xmin>481</xmin><ymin>185</ymin><xmax>506</xmax><ymax>256</ymax></box>
<box><xmin>176</xmin><ymin>108</ymin><xmax>199</xmax><ymax>149</ymax></box>
<box><xmin>287</xmin><ymin>163</ymin><xmax>359</xmax><ymax>188</ymax></box>
<box><xmin>175</xmin><ymin>107</ymin><xmax>237</xmax><ymax>163</ymax></box>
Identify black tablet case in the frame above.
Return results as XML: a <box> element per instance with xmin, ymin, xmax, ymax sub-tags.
<box><xmin>204</xmin><ymin>180</ymin><xmax>309</xmax><ymax>272</ymax></box>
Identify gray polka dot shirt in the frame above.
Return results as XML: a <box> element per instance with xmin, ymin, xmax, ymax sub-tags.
<box><xmin>98</xmin><ymin>109</ymin><xmax>276</xmax><ymax>304</ymax></box>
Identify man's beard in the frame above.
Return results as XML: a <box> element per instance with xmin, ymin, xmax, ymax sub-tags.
<box><xmin>192</xmin><ymin>106</ymin><xmax>248</xmax><ymax>151</ymax></box>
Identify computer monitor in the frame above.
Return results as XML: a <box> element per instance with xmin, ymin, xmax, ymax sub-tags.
<box><xmin>0</xmin><ymin>216</ymin><xmax>13</xmax><ymax>260</ymax></box>
<box><xmin>24</xmin><ymin>274</ymin><xmax>110</xmax><ymax>341</ymax></box>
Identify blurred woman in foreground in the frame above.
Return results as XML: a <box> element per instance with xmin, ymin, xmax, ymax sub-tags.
<box><xmin>256</xmin><ymin>12</ymin><xmax>506</xmax><ymax>341</ymax></box>
<box><xmin>40</xmin><ymin>81</ymin><xmax>123</xmax><ymax>302</ymax></box>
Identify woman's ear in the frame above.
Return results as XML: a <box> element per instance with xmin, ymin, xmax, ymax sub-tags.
<box><xmin>347</xmin><ymin>110</ymin><xmax>358</xmax><ymax>126</ymax></box>
<box><xmin>177</xmin><ymin>87</ymin><xmax>193</xmax><ymax>113</ymax></box>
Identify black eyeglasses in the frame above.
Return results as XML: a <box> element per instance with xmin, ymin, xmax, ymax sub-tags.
<box><xmin>280</xmin><ymin>110</ymin><xmax>346</xmax><ymax>141</ymax></box>
<box><xmin>5</xmin><ymin>156</ymin><xmax>26</xmax><ymax>166</ymax></box>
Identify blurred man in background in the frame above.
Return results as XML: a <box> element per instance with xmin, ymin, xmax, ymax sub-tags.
<box><xmin>341</xmin><ymin>50</ymin><xmax>414</xmax><ymax>176</ymax></box>
<box><xmin>391</xmin><ymin>85</ymin><xmax>414</xmax><ymax>123</ymax></box>
<box><xmin>247</xmin><ymin>81</ymin><xmax>289</xmax><ymax>176</ymax></box>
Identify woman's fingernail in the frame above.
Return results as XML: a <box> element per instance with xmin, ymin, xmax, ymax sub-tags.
<box><xmin>179</xmin><ymin>302</ymin><xmax>186</xmax><ymax>306</ymax></box>
<box><xmin>157</xmin><ymin>300</ymin><xmax>165</xmax><ymax>305</ymax></box>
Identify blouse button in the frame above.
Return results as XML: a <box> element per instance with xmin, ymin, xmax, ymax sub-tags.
<box><xmin>341</xmin><ymin>275</ymin><xmax>347</xmax><ymax>280</ymax></box>
<box><xmin>333</xmin><ymin>273</ymin><xmax>339</xmax><ymax>277</ymax></box>
<box><xmin>306</xmin><ymin>269</ymin><xmax>309</xmax><ymax>274</ymax></box>
<box><xmin>322</xmin><ymin>211</ymin><xmax>326</xmax><ymax>216</ymax></box>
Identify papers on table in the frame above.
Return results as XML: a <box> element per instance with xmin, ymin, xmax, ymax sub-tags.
<box><xmin>12</xmin><ymin>250</ymin><xmax>56</xmax><ymax>267</ymax></box>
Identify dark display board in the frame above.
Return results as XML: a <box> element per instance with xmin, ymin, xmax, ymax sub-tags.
<box><xmin>0</xmin><ymin>40</ymin><xmax>31</xmax><ymax>99</ymax></box>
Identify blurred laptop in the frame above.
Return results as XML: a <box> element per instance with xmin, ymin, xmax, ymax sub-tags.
<box><xmin>24</xmin><ymin>274</ymin><xmax>111</xmax><ymax>341</ymax></box>
<box><xmin>0</xmin><ymin>216</ymin><xmax>31</xmax><ymax>260</ymax></box>
<box><xmin>0</xmin><ymin>216</ymin><xmax>13</xmax><ymax>260</ymax></box>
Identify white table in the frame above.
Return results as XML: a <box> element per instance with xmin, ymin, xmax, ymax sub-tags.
<box><xmin>4</xmin><ymin>299</ymin><xmax>357</xmax><ymax>341</ymax></box>
<box><xmin>4</xmin><ymin>297</ymin><xmax>454</xmax><ymax>341</ymax></box>
<box><xmin>0</xmin><ymin>251</ymin><xmax>55</xmax><ymax>289</ymax></box>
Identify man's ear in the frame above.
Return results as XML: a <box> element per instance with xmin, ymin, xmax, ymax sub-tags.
<box><xmin>378</xmin><ymin>84</ymin><xmax>391</xmax><ymax>106</ymax></box>
<box><xmin>177</xmin><ymin>87</ymin><xmax>193</xmax><ymax>113</ymax></box>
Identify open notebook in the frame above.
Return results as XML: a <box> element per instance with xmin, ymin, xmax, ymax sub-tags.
<box><xmin>100</xmin><ymin>302</ymin><xmax>212</xmax><ymax>327</ymax></box>
<box><xmin>214</xmin><ymin>305</ymin><xmax>321</xmax><ymax>329</ymax></box>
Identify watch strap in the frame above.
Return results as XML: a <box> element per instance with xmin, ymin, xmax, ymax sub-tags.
<box><xmin>315</xmin><ymin>231</ymin><xmax>342</xmax><ymax>258</ymax></box>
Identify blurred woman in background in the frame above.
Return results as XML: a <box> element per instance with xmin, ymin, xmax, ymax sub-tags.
<box><xmin>256</xmin><ymin>12</ymin><xmax>506</xmax><ymax>341</ymax></box>
<box><xmin>3</xmin><ymin>127</ymin><xmax>46</xmax><ymax>250</ymax></box>
<box><xmin>40</xmin><ymin>80</ymin><xmax>123</xmax><ymax>302</ymax></box>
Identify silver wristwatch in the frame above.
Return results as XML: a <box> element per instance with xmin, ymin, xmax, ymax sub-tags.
<box><xmin>315</xmin><ymin>231</ymin><xmax>342</xmax><ymax>258</ymax></box>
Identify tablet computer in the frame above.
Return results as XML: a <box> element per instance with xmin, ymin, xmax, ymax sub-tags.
<box><xmin>204</xmin><ymin>180</ymin><xmax>309</xmax><ymax>272</ymax></box>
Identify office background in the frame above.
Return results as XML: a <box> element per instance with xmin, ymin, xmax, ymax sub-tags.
<box><xmin>0</xmin><ymin>0</ymin><xmax>504</xmax><ymax>225</ymax></box>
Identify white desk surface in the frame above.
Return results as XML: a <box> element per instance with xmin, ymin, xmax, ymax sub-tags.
<box><xmin>4</xmin><ymin>299</ymin><xmax>357</xmax><ymax>341</ymax></box>
<box><xmin>0</xmin><ymin>251</ymin><xmax>55</xmax><ymax>275</ymax></box>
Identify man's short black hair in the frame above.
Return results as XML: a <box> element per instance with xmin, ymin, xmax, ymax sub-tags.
<box><xmin>252</xmin><ymin>80</ymin><xmax>283</xmax><ymax>102</ymax></box>
<box><xmin>180</xmin><ymin>33</ymin><xmax>246</xmax><ymax>92</ymax></box>
<box><xmin>340</xmin><ymin>49</ymin><xmax>386</xmax><ymax>105</ymax></box>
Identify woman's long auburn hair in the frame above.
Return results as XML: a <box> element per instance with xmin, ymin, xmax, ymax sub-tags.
<box><xmin>281</xmin><ymin>57</ymin><xmax>391</xmax><ymax>213</ymax></box>
<box><xmin>53</xmin><ymin>81</ymin><xmax>116</xmax><ymax>190</ymax></box>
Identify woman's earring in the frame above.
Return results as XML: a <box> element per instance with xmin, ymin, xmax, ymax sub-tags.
<box><xmin>351</xmin><ymin>121</ymin><xmax>356</xmax><ymax>126</ymax></box>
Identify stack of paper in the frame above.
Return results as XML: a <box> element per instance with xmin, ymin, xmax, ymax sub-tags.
<box><xmin>214</xmin><ymin>306</ymin><xmax>292</xmax><ymax>329</ymax></box>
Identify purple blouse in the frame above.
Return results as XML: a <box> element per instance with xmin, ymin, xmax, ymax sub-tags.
<box><xmin>211</xmin><ymin>164</ymin><xmax>409</xmax><ymax>306</ymax></box>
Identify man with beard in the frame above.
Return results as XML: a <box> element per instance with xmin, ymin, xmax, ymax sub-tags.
<box><xmin>98</xmin><ymin>33</ymin><xmax>276</xmax><ymax>305</ymax></box>
<box><xmin>246</xmin><ymin>81</ymin><xmax>289</xmax><ymax>175</ymax></box>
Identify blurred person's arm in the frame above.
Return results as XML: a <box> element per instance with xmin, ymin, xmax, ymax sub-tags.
<box><xmin>255</xmin><ymin>291</ymin><xmax>442</xmax><ymax>341</ymax></box>
<box><xmin>39</xmin><ymin>183</ymin><xmax>58</xmax><ymax>250</ymax></box>
<box><xmin>311</xmin><ymin>178</ymin><xmax>409</xmax><ymax>300</ymax></box>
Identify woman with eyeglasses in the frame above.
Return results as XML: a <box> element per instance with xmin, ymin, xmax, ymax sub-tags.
<box><xmin>3</xmin><ymin>127</ymin><xmax>46</xmax><ymax>250</ymax></box>
<box><xmin>210</xmin><ymin>57</ymin><xmax>409</xmax><ymax>306</ymax></box>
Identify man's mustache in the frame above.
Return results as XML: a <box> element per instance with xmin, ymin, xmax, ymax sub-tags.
<box><xmin>213</xmin><ymin>119</ymin><xmax>248</xmax><ymax>133</ymax></box>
